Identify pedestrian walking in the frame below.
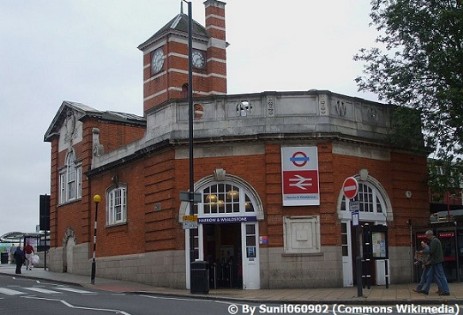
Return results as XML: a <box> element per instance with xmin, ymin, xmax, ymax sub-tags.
<box><xmin>24</xmin><ymin>241</ymin><xmax>34</xmax><ymax>270</ymax></box>
<box><xmin>413</xmin><ymin>241</ymin><xmax>434</xmax><ymax>293</ymax></box>
<box><xmin>419</xmin><ymin>230</ymin><xmax>450</xmax><ymax>295</ymax></box>
<box><xmin>13</xmin><ymin>246</ymin><xmax>25</xmax><ymax>274</ymax></box>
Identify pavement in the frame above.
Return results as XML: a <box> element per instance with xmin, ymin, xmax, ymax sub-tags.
<box><xmin>1</xmin><ymin>263</ymin><xmax>462</xmax><ymax>305</ymax></box>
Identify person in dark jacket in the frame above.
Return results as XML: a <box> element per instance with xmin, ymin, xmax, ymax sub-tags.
<box><xmin>419</xmin><ymin>230</ymin><xmax>450</xmax><ymax>295</ymax></box>
<box><xmin>13</xmin><ymin>246</ymin><xmax>24</xmax><ymax>274</ymax></box>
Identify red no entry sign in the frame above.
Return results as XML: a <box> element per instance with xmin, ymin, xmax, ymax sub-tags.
<box><xmin>342</xmin><ymin>177</ymin><xmax>359</xmax><ymax>199</ymax></box>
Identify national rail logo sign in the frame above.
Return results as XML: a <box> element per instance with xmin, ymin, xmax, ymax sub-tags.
<box><xmin>281</xmin><ymin>146</ymin><xmax>320</xmax><ymax>206</ymax></box>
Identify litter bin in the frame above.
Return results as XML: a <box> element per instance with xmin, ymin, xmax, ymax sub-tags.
<box><xmin>191</xmin><ymin>260</ymin><xmax>209</xmax><ymax>294</ymax></box>
<box><xmin>1</xmin><ymin>252</ymin><xmax>8</xmax><ymax>264</ymax></box>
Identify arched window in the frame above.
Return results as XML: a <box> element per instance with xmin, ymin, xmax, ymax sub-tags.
<box><xmin>182</xmin><ymin>83</ymin><xmax>189</xmax><ymax>98</ymax></box>
<box><xmin>106</xmin><ymin>185</ymin><xmax>127</xmax><ymax>225</ymax></box>
<box><xmin>338</xmin><ymin>180</ymin><xmax>390</xmax><ymax>222</ymax></box>
<box><xmin>59</xmin><ymin>151</ymin><xmax>82</xmax><ymax>204</ymax></box>
<box><xmin>195</xmin><ymin>182</ymin><xmax>256</xmax><ymax>216</ymax></box>
<box><xmin>341</xmin><ymin>183</ymin><xmax>385</xmax><ymax>214</ymax></box>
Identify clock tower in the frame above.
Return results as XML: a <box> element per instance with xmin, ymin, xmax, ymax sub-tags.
<box><xmin>138</xmin><ymin>0</ymin><xmax>227</xmax><ymax>114</ymax></box>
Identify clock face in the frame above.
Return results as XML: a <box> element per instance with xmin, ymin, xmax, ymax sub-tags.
<box><xmin>192</xmin><ymin>50</ymin><xmax>206</xmax><ymax>69</ymax></box>
<box><xmin>151</xmin><ymin>48</ymin><xmax>164</xmax><ymax>74</ymax></box>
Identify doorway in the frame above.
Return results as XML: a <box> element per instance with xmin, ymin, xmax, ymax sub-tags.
<box><xmin>203</xmin><ymin>223</ymin><xmax>242</xmax><ymax>289</ymax></box>
<box><xmin>64</xmin><ymin>236</ymin><xmax>75</xmax><ymax>273</ymax></box>
<box><xmin>182</xmin><ymin>176</ymin><xmax>264</xmax><ymax>289</ymax></box>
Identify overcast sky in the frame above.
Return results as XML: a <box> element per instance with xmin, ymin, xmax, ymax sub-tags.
<box><xmin>0</xmin><ymin>0</ymin><xmax>379</xmax><ymax>235</ymax></box>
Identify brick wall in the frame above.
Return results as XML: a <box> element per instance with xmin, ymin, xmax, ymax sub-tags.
<box><xmin>50</xmin><ymin>115</ymin><xmax>145</xmax><ymax>252</ymax></box>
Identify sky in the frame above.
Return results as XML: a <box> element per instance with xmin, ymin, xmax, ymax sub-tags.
<box><xmin>0</xmin><ymin>0</ymin><xmax>379</xmax><ymax>235</ymax></box>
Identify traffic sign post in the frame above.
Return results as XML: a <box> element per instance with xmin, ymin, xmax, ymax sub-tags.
<box><xmin>180</xmin><ymin>192</ymin><xmax>201</xmax><ymax>229</ymax></box>
<box><xmin>342</xmin><ymin>177</ymin><xmax>359</xmax><ymax>199</ymax></box>
<box><xmin>342</xmin><ymin>176</ymin><xmax>362</xmax><ymax>297</ymax></box>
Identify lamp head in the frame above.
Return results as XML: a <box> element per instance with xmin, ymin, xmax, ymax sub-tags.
<box><xmin>93</xmin><ymin>194</ymin><xmax>102</xmax><ymax>203</ymax></box>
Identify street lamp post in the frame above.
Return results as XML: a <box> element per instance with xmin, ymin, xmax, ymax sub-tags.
<box><xmin>91</xmin><ymin>194</ymin><xmax>101</xmax><ymax>284</ymax></box>
<box><xmin>183</xmin><ymin>0</ymin><xmax>194</xmax><ymax>213</ymax></box>
<box><xmin>182</xmin><ymin>0</ymin><xmax>197</xmax><ymax>292</ymax></box>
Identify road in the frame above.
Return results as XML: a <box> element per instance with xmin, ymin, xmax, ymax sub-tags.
<box><xmin>0</xmin><ymin>274</ymin><xmax>232</xmax><ymax>315</ymax></box>
<box><xmin>0</xmin><ymin>274</ymin><xmax>461</xmax><ymax>315</ymax></box>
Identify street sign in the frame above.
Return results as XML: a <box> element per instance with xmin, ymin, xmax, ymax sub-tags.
<box><xmin>182</xmin><ymin>214</ymin><xmax>198</xmax><ymax>229</ymax></box>
<box><xmin>182</xmin><ymin>221</ymin><xmax>198</xmax><ymax>229</ymax></box>
<box><xmin>352</xmin><ymin>210</ymin><xmax>359</xmax><ymax>226</ymax></box>
<box><xmin>349</xmin><ymin>200</ymin><xmax>360</xmax><ymax>212</ymax></box>
<box><xmin>183</xmin><ymin>215</ymin><xmax>197</xmax><ymax>222</ymax></box>
<box><xmin>342</xmin><ymin>177</ymin><xmax>359</xmax><ymax>199</ymax></box>
<box><xmin>179</xmin><ymin>191</ymin><xmax>202</xmax><ymax>203</ymax></box>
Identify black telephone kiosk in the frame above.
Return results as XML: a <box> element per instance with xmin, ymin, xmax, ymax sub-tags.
<box><xmin>362</xmin><ymin>224</ymin><xmax>389</xmax><ymax>288</ymax></box>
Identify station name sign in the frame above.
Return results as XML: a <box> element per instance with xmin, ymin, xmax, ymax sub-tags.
<box><xmin>198</xmin><ymin>216</ymin><xmax>257</xmax><ymax>224</ymax></box>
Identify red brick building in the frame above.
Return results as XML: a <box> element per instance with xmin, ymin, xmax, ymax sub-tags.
<box><xmin>44</xmin><ymin>0</ymin><xmax>429</xmax><ymax>289</ymax></box>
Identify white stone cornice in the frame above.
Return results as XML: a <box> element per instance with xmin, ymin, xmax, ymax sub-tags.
<box><xmin>208</xmin><ymin>38</ymin><xmax>227</xmax><ymax>49</ymax></box>
<box><xmin>168</xmin><ymin>36</ymin><xmax>208</xmax><ymax>47</ymax></box>
<box><xmin>143</xmin><ymin>39</ymin><xmax>167</xmax><ymax>54</ymax></box>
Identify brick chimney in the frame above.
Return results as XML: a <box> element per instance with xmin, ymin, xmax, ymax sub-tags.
<box><xmin>204</xmin><ymin>0</ymin><xmax>227</xmax><ymax>94</ymax></box>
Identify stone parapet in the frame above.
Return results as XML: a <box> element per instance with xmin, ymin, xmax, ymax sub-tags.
<box><xmin>92</xmin><ymin>90</ymin><xmax>394</xmax><ymax>170</ymax></box>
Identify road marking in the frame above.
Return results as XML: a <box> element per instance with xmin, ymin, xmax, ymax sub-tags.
<box><xmin>0</xmin><ymin>288</ymin><xmax>24</xmax><ymax>295</ymax></box>
<box><xmin>55</xmin><ymin>287</ymin><xmax>95</xmax><ymax>294</ymax></box>
<box><xmin>24</xmin><ymin>287</ymin><xmax>62</xmax><ymax>294</ymax></box>
<box><xmin>0</xmin><ymin>285</ymin><xmax>97</xmax><ymax>296</ymax></box>
<box><xmin>24</xmin><ymin>296</ymin><xmax>132</xmax><ymax>314</ymax></box>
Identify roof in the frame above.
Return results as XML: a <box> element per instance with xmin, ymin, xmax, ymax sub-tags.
<box><xmin>138</xmin><ymin>13</ymin><xmax>209</xmax><ymax>50</ymax></box>
<box><xmin>0</xmin><ymin>231</ymin><xmax>42</xmax><ymax>243</ymax></box>
<box><xmin>44</xmin><ymin>101</ymin><xmax>146</xmax><ymax>142</ymax></box>
<box><xmin>430</xmin><ymin>209</ymin><xmax>463</xmax><ymax>223</ymax></box>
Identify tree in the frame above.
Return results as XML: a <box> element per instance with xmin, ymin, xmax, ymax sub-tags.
<box><xmin>354</xmin><ymin>0</ymin><xmax>463</xmax><ymax>193</ymax></box>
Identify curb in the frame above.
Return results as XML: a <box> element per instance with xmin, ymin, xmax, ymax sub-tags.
<box><xmin>2</xmin><ymin>270</ymin><xmax>462</xmax><ymax>305</ymax></box>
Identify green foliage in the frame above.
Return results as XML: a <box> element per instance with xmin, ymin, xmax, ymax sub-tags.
<box><xmin>428</xmin><ymin>157</ymin><xmax>463</xmax><ymax>196</ymax></box>
<box><xmin>355</xmin><ymin>0</ymin><xmax>463</xmax><ymax>191</ymax></box>
<box><xmin>388</xmin><ymin>106</ymin><xmax>425</xmax><ymax>151</ymax></box>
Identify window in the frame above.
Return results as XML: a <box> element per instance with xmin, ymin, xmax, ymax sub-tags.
<box><xmin>107</xmin><ymin>186</ymin><xmax>127</xmax><ymax>225</ymax></box>
<box><xmin>200</xmin><ymin>183</ymin><xmax>255</xmax><ymax>215</ymax></box>
<box><xmin>59</xmin><ymin>151</ymin><xmax>82</xmax><ymax>204</ymax></box>
<box><xmin>338</xmin><ymin>176</ymin><xmax>392</xmax><ymax>222</ymax></box>
<box><xmin>341</xmin><ymin>183</ymin><xmax>385</xmax><ymax>214</ymax></box>
<box><xmin>341</xmin><ymin>223</ymin><xmax>349</xmax><ymax>257</ymax></box>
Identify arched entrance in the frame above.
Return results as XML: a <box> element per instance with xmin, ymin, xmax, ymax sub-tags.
<box><xmin>179</xmin><ymin>170</ymin><xmax>264</xmax><ymax>289</ymax></box>
<box><xmin>62</xmin><ymin>228</ymin><xmax>76</xmax><ymax>273</ymax></box>
<box><xmin>337</xmin><ymin>172</ymin><xmax>393</xmax><ymax>287</ymax></box>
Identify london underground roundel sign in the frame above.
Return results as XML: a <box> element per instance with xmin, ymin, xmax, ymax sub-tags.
<box><xmin>342</xmin><ymin>177</ymin><xmax>359</xmax><ymax>199</ymax></box>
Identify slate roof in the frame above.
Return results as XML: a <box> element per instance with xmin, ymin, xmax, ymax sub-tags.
<box><xmin>44</xmin><ymin>101</ymin><xmax>146</xmax><ymax>142</ymax></box>
<box><xmin>138</xmin><ymin>13</ymin><xmax>209</xmax><ymax>50</ymax></box>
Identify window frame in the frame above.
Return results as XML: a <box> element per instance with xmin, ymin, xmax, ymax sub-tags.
<box><xmin>341</xmin><ymin>183</ymin><xmax>385</xmax><ymax>213</ymax></box>
<box><xmin>106</xmin><ymin>185</ymin><xmax>127</xmax><ymax>226</ymax></box>
<box><xmin>59</xmin><ymin>151</ymin><xmax>82</xmax><ymax>205</ymax></box>
<box><xmin>196</xmin><ymin>182</ymin><xmax>256</xmax><ymax>217</ymax></box>
<box><xmin>339</xmin><ymin>181</ymin><xmax>389</xmax><ymax>222</ymax></box>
